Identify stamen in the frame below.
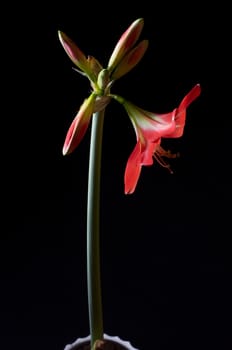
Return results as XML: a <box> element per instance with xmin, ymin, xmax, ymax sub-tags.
<box><xmin>153</xmin><ymin>146</ymin><xmax>180</xmax><ymax>173</ymax></box>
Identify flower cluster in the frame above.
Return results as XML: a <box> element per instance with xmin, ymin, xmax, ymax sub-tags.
<box><xmin>58</xmin><ymin>18</ymin><xmax>201</xmax><ymax>194</ymax></box>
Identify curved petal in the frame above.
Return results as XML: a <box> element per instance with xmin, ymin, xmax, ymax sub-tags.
<box><xmin>178</xmin><ymin>83</ymin><xmax>201</xmax><ymax>111</ymax></box>
<box><xmin>123</xmin><ymin>100</ymin><xmax>176</xmax><ymax>141</ymax></box>
<box><xmin>124</xmin><ymin>141</ymin><xmax>142</xmax><ymax>194</ymax></box>
<box><xmin>166</xmin><ymin>84</ymin><xmax>201</xmax><ymax>138</ymax></box>
<box><xmin>140</xmin><ymin>139</ymin><xmax>160</xmax><ymax>165</ymax></box>
<box><xmin>124</xmin><ymin>138</ymin><xmax>161</xmax><ymax>194</ymax></box>
<box><xmin>62</xmin><ymin>93</ymin><xmax>96</xmax><ymax>155</ymax></box>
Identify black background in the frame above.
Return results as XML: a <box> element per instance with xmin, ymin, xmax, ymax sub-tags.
<box><xmin>1</xmin><ymin>1</ymin><xmax>231</xmax><ymax>349</ymax></box>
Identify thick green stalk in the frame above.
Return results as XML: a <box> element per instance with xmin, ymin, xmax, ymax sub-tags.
<box><xmin>87</xmin><ymin>109</ymin><xmax>105</xmax><ymax>348</ymax></box>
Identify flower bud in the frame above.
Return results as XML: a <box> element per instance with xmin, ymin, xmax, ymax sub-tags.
<box><xmin>58</xmin><ymin>31</ymin><xmax>96</xmax><ymax>82</ymax></box>
<box><xmin>97</xmin><ymin>69</ymin><xmax>110</xmax><ymax>90</ymax></box>
<box><xmin>107</xmin><ymin>18</ymin><xmax>144</xmax><ymax>73</ymax></box>
<box><xmin>111</xmin><ymin>40</ymin><xmax>148</xmax><ymax>80</ymax></box>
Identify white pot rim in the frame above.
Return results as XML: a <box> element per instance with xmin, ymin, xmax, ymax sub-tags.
<box><xmin>64</xmin><ymin>333</ymin><xmax>139</xmax><ymax>350</ymax></box>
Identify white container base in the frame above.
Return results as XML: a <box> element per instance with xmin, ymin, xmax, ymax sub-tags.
<box><xmin>64</xmin><ymin>334</ymin><xmax>139</xmax><ymax>350</ymax></box>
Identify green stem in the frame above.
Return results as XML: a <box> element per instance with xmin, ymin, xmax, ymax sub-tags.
<box><xmin>87</xmin><ymin>109</ymin><xmax>105</xmax><ymax>348</ymax></box>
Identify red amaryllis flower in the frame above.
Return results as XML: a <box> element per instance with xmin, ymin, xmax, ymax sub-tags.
<box><xmin>112</xmin><ymin>84</ymin><xmax>201</xmax><ymax>194</ymax></box>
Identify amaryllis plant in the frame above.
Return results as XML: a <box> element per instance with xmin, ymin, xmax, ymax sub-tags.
<box><xmin>58</xmin><ymin>18</ymin><xmax>201</xmax><ymax>349</ymax></box>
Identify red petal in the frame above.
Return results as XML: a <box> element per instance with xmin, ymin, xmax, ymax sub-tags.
<box><xmin>165</xmin><ymin>84</ymin><xmax>201</xmax><ymax>138</ymax></box>
<box><xmin>141</xmin><ymin>139</ymin><xmax>160</xmax><ymax>165</ymax></box>
<box><xmin>178</xmin><ymin>84</ymin><xmax>201</xmax><ymax>111</ymax></box>
<box><xmin>124</xmin><ymin>142</ymin><xmax>142</xmax><ymax>194</ymax></box>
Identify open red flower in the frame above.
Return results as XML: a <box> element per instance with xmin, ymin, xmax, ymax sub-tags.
<box><xmin>112</xmin><ymin>84</ymin><xmax>201</xmax><ymax>194</ymax></box>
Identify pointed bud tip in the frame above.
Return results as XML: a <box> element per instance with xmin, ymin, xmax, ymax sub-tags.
<box><xmin>62</xmin><ymin>144</ymin><xmax>69</xmax><ymax>156</ymax></box>
<box><xmin>135</xmin><ymin>18</ymin><xmax>144</xmax><ymax>24</ymax></box>
<box><xmin>58</xmin><ymin>30</ymin><xmax>68</xmax><ymax>46</ymax></box>
<box><xmin>58</xmin><ymin>30</ymin><xmax>64</xmax><ymax>40</ymax></box>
